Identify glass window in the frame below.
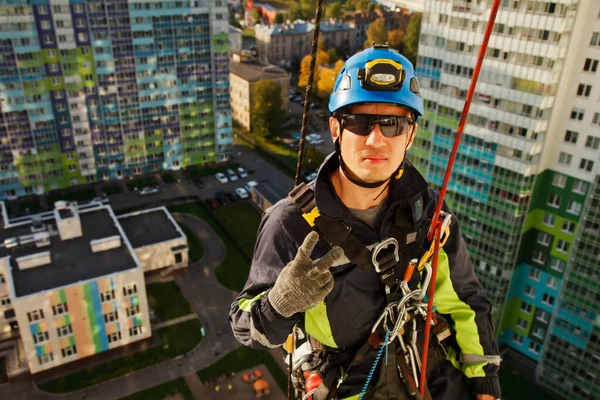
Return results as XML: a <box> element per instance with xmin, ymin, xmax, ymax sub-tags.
<box><xmin>546</xmin><ymin>276</ymin><xmax>559</xmax><ymax>290</ymax></box>
<box><xmin>516</xmin><ymin>318</ymin><xmax>528</xmax><ymax>330</ymax></box>
<box><xmin>572</xmin><ymin>180</ymin><xmax>589</xmax><ymax>194</ymax></box>
<box><xmin>542</xmin><ymin>213</ymin><xmax>555</xmax><ymax>227</ymax></box>
<box><xmin>542</xmin><ymin>293</ymin><xmax>555</xmax><ymax>305</ymax></box>
<box><xmin>512</xmin><ymin>333</ymin><xmax>523</xmax><ymax>345</ymax></box>
<box><xmin>550</xmin><ymin>258</ymin><xmax>565</xmax><ymax>272</ymax></box>
<box><xmin>552</xmin><ymin>174</ymin><xmax>567</xmax><ymax>187</ymax></box>
<box><xmin>525</xmin><ymin>285</ymin><xmax>536</xmax><ymax>297</ymax></box>
<box><xmin>520</xmin><ymin>302</ymin><xmax>533</xmax><ymax>313</ymax></box>
<box><xmin>536</xmin><ymin>232</ymin><xmax>552</xmax><ymax>246</ymax></box>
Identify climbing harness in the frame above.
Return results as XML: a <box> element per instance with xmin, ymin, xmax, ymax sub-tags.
<box><xmin>288</xmin><ymin>0</ymin><xmax>502</xmax><ymax>397</ymax></box>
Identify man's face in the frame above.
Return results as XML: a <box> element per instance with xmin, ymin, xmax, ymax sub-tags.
<box><xmin>329</xmin><ymin>103</ymin><xmax>418</xmax><ymax>184</ymax></box>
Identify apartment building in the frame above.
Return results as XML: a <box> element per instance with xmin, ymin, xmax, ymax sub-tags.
<box><xmin>0</xmin><ymin>0</ymin><xmax>232</xmax><ymax>201</ymax></box>
<box><xmin>229</xmin><ymin>60</ymin><xmax>289</xmax><ymax>130</ymax></box>
<box><xmin>415</xmin><ymin>1</ymin><xmax>600</xmax><ymax>398</ymax></box>
<box><xmin>0</xmin><ymin>201</ymin><xmax>188</xmax><ymax>377</ymax></box>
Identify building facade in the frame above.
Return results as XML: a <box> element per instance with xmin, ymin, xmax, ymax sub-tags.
<box><xmin>229</xmin><ymin>60</ymin><xmax>289</xmax><ymax>131</ymax></box>
<box><xmin>0</xmin><ymin>0</ymin><xmax>233</xmax><ymax>201</ymax></box>
<box><xmin>415</xmin><ymin>1</ymin><xmax>599</xmax><ymax>398</ymax></box>
<box><xmin>0</xmin><ymin>200</ymin><xmax>188</xmax><ymax>377</ymax></box>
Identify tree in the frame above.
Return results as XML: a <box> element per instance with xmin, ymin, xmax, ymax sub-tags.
<box><xmin>275</xmin><ymin>13</ymin><xmax>285</xmax><ymax>24</ymax></box>
<box><xmin>355</xmin><ymin>0</ymin><xmax>369</xmax><ymax>11</ymax></box>
<box><xmin>251</xmin><ymin>81</ymin><xmax>283</xmax><ymax>138</ymax></box>
<box><xmin>364</xmin><ymin>18</ymin><xmax>387</xmax><ymax>48</ymax></box>
<box><xmin>403</xmin><ymin>13</ymin><xmax>421</xmax><ymax>65</ymax></box>
<box><xmin>250</xmin><ymin>8</ymin><xmax>261</xmax><ymax>24</ymax></box>
<box><xmin>317</xmin><ymin>59</ymin><xmax>345</xmax><ymax>97</ymax></box>
<box><xmin>326</xmin><ymin>3</ymin><xmax>342</xmax><ymax>19</ymax></box>
<box><xmin>298</xmin><ymin>50</ymin><xmax>330</xmax><ymax>88</ymax></box>
<box><xmin>387</xmin><ymin>28</ymin><xmax>405</xmax><ymax>52</ymax></box>
<box><xmin>326</xmin><ymin>47</ymin><xmax>340</xmax><ymax>62</ymax></box>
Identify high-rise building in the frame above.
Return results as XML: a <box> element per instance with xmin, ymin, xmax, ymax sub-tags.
<box><xmin>415</xmin><ymin>1</ymin><xmax>599</xmax><ymax>398</ymax></box>
<box><xmin>0</xmin><ymin>0</ymin><xmax>232</xmax><ymax>201</ymax></box>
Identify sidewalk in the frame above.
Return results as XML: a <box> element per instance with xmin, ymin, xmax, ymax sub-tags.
<box><xmin>152</xmin><ymin>314</ymin><xmax>198</xmax><ymax>330</ymax></box>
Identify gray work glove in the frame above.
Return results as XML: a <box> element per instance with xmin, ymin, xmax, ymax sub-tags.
<box><xmin>268</xmin><ymin>231</ymin><xmax>344</xmax><ymax>318</ymax></box>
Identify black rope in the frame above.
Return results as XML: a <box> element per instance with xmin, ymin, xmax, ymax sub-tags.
<box><xmin>294</xmin><ymin>0</ymin><xmax>327</xmax><ymax>187</ymax></box>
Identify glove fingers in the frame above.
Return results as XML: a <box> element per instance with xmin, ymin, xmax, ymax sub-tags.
<box><xmin>320</xmin><ymin>277</ymin><xmax>334</xmax><ymax>295</ymax></box>
<box><xmin>297</xmin><ymin>231</ymin><xmax>320</xmax><ymax>262</ymax></box>
<box><xmin>307</xmin><ymin>269</ymin><xmax>333</xmax><ymax>286</ymax></box>
<box><xmin>313</xmin><ymin>246</ymin><xmax>344</xmax><ymax>272</ymax></box>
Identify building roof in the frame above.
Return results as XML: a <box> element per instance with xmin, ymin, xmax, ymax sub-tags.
<box><xmin>256</xmin><ymin>20</ymin><xmax>313</xmax><ymax>36</ymax></box>
<box><xmin>254</xmin><ymin>181</ymin><xmax>288</xmax><ymax>205</ymax></box>
<box><xmin>117</xmin><ymin>208</ymin><xmax>183</xmax><ymax>248</ymax></box>
<box><xmin>320</xmin><ymin>19</ymin><xmax>354</xmax><ymax>32</ymax></box>
<box><xmin>254</xmin><ymin>2</ymin><xmax>278</xmax><ymax>12</ymax></box>
<box><xmin>230</xmin><ymin>61</ymin><xmax>288</xmax><ymax>82</ymax></box>
<box><xmin>2</xmin><ymin>208</ymin><xmax>137</xmax><ymax>298</ymax></box>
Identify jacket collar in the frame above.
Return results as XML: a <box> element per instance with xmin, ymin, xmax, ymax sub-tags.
<box><xmin>313</xmin><ymin>152</ymin><xmax>429</xmax><ymax>219</ymax></box>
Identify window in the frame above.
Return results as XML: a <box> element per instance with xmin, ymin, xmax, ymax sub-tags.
<box><xmin>77</xmin><ymin>33</ymin><xmax>88</xmax><ymax>42</ymax></box>
<box><xmin>27</xmin><ymin>309</ymin><xmax>44</xmax><ymax>322</ymax></box>
<box><xmin>33</xmin><ymin>331</ymin><xmax>50</xmax><ymax>344</ymax></box>
<box><xmin>547</xmin><ymin>193</ymin><xmax>561</xmax><ymax>208</ymax></box>
<box><xmin>533</xmin><ymin>327</ymin><xmax>545</xmax><ymax>339</ymax></box>
<box><xmin>100</xmin><ymin>290</ymin><xmax>115</xmax><ymax>302</ymax></box>
<box><xmin>104</xmin><ymin>311</ymin><xmax>119</xmax><ymax>323</ymax></box>
<box><xmin>57</xmin><ymin>324</ymin><xmax>73</xmax><ymax>337</ymax></box>
<box><xmin>592</xmin><ymin>32</ymin><xmax>600</xmax><ymax>46</ymax></box>
<box><xmin>529</xmin><ymin>268</ymin><xmax>542</xmax><ymax>281</ymax></box>
<box><xmin>579</xmin><ymin>158</ymin><xmax>594</xmax><ymax>172</ymax></box>
<box><xmin>520</xmin><ymin>302</ymin><xmax>533</xmax><ymax>313</ymax></box>
<box><xmin>585</xmin><ymin>135</ymin><xmax>600</xmax><ymax>150</ymax></box>
<box><xmin>542</xmin><ymin>293</ymin><xmax>555</xmax><ymax>306</ymax></box>
<box><xmin>552</xmin><ymin>174</ymin><xmax>567</xmax><ymax>187</ymax></box>
<box><xmin>0</xmin><ymin>273</ymin><xmax>4</xmax><ymax>283</ymax></box>
<box><xmin>525</xmin><ymin>285</ymin><xmax>536</xmax><ymax>298</ymax></box>
<box><xmin>567</xmin><ymin>200</ymin><xmax>582</xmax><ymax>215</ymax></box>
<box><xmin>129</xmin><ymin>326</ymin><xmax>142</xmax><ymax>337</ymax></box>
<box><xmin>516</xmin><ymin>318</ymin><xmax>528</xmax><ymax>330</ymax></box>
<box><xmin>543</xmin><ymin>213</ymin><xmax>556</xmax><ymax>227</ymax></box>
<box><xmin>562</xmin><ymin>220</ymin><xmax>576</xmax><ymax>234</ymax></box>
<box><xmin>52</xmin><ymin>303</ymin><xmax>68</xmax><ymax>316</ymax></box>
<box><xmin>122</xmin><ymin>285</ymin><xmax>137</xmax><ymax>297</ymax></box>
<box><xmin>37</xmin><ymin>353</ymin><xmax>54</xmax><ymax>365</ymax></box>
<box><xmin>536</xmin><ymin>232</ymin><xmax>552</xmax><ymax>246</ymax></box>
<box><xmin>577</xmin><ymin>84</ymin><xmax>592</xmax><ymax>97</ymax></box>
<box><xmin>584</xmin><ymin>58</ymin><xmax>599</xmax><ymax>72</ymax></box>
<box><xmin>532</xmin><ymin>250</ymin><xmax>546</xmax><ymax>264</ymax></box>
<box><xmin>546</xmin><ymin>276</ymin><xmax>559</xmax><ymax>290</ymax></box>
<box><xmin>107</xmin><ymin>331</ymin><xmax>122</xmax><ymax>343</ymax></box>
<box><xmin>572</xmin><ymin>180</ymin><xmax>588</xmax><ymax>194</ymax></box>
<box><xmin>61</xmin><ymin>345</ymin><xmax>77</xmax><ymax>358</ymax></box>
<box><xmin>564</xmin><ymin>130</ymin><xmax>578</xmax><ymax>143</ymax></box>
<box><xmin>175</xmin><ymin>252</ymin><xmax>183</xmax><ymax>263</ymax></box>
<box><xmin>38</xmin><ymin>5</ymin><xmax>48</xmax><ymax>14</ymax></box>
<box><xmin>558</xmin><ymin>152</ymin><xmax>572</xmax><ymax>165</ymax></box>
<box><xmin>556</xmin><ymin>240</ymin><xmax>569</xmax><ymax>253</ymax></box>
<box><xmin>512</xmin><ymin>333</ymin><xmax>523</xmax><ymax>345</ymax></box>
<box><xmin>537</xmin><ymin>310</ymin><xmax>550</xmax><ymax>323</ymax></box>
<box><xmin>40</xmin><ymin>20</ymin><xmax>51</xmax><ymax>30</ymax></box>
<box><xmin>550</xmin><ymin>258</ymin><xmax>565</xmax><ymax>273</ymax></box>
<box><xmin>528</xmin><ymin>342</ymin><xmax>541</xmax><ymax>354</ymax></box>
<box><xmin>570</xmin><ymin>108</ymin><xmax>584</xmax><ymax>120</ymax></box>
<box><xmin>126</xmin><ymin>305</ymin><xmax>140</xmax><ymax>317</ymax></box>
<box><xmin>0</xmin><ymin>297</ymin><xmax>10</xmax><ymax>306</ymax></box>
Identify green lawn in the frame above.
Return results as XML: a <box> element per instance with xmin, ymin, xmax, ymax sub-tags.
<box><xmin>211</xmin><ymin>202</ymin><xmax>261</xmax><ymax>259</ymax></box>
<box><xmin>146</xmin><ymin>282</ymin><xmax>194</xmax><ymax>321</ymax></box>
<box><xmin>182</xmin><ymin>162</ymin><xmax>239</xmax><ymax>180</ymax></box>
<box><xmin>37</xmin><ymin>320</ymin><xmax>203</xmax><ymax>393</ymax></box>
<box><xmin>119</xmin><ymin>378</ymin><xmax>194</xmax><ymax>400</ymax></box>
<box><xmin>197</xmin><ymin>346</ymin><xmax>288</xmax><ymax>394</ymax></box>
<box><xmin>179</xmin><ymin>224</ymin><xmax>204</xmax><ymax>262</ymax></box>
<box><xmin>499</xmin><ymin>366</ymin><xmax>557</xmax><ymax>400</ymax></box>
<box><xmin>126</xmin><ymin>177</ymin><xmax>158</xmax><ymax>191</ymax></box>
<box><xmin>168</xmin><ymin>201</ymin><xmax>258</xmax><ymax>292</ymax></box>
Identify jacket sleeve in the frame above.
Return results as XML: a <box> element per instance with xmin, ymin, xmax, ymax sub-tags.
<box><xmin>433</xmin><ymin>199</ymin><xmax>501</xmax><ymax>398</ymax></box>
<box><xmin>229</xmin><ymin>202</ymin><xmax>305</xmax><ymax>350</ymax></box>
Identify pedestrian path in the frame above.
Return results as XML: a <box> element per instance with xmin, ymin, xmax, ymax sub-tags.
<box><xmin>152</xmin><ymin>314</ymin><xmax>198</xmax><ymax>330</ymax></box>
<box><xmin>183</xmin><ymin>373</ymin><xmax>205</xmax><ymax>400</ymax></box>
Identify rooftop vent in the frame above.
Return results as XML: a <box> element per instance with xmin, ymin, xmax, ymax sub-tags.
<box><xmin>90</xmin><ymin>235</ymin><xmax>122</xmax><ymax>253</ymax></box>
<box><xmin>16</xmin><ymin>251</ymin><xmax>51</xmax><ymax>270</ymax></box>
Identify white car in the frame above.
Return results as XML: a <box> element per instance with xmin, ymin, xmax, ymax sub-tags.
<box><xmin>245</xmin><ymin>180</ymin><xmax>258</xmax><ymax>194</ymax></box>
<box><xmin>226</xmin><ymin>169</ymin><xmax>238</xmax><ymax>182</ymax></box>
<box><xmin>139</xmin><ymin>186</ymin><xmax>159</xmax><ymax>196</ymax></box>
<box><xmin>237</xmin><ymin>167</ymin><xmax>248</xmax><ymax>179</ymax></box>
<box><xmin>306</xmin><ymin>133</ymin><xmax>324</xmax><ymax>145</ymax></box>
<box><xmin>235</xmin><ymin>187</ymin><xmax>249</xmax><ymax>199</ymax></box>
<box><xmin>215</xmin><ymin>172</ymin><xmax>228</xmax><ymax>184</ymax></box>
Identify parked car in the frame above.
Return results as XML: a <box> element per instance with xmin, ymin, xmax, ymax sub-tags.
<box><xmin>215</xmin><ymin>172</ymin><xmax>228</xmax><ymax>184</ymax></box>
<box><xmin>235</xmin><ymin>187</ymin><xmax>249</xmax><ymax>199</ymax></box>
<box><xmin>303</xmin><ymin>172</ymin><xmax>318</xmax><ymax>182</ymax></box>
<box><xmin>226</xmin><ymin>168</ymin><xmax>238</xmax><ymax>182</ymax></box>
<box><xmin>245</xmin><ymin>180</ymin><xmax>258</xmax><ymax>194</ymax></box>
<box><xmin>138</xmin><ymin>186</ymin><xmax>159</xmax><ymax>196</ymax></box>
<box><xmin>237</xmin><ymin>167</ymin><xmax>248</xmax><ymax>179</ymax></box>
<box><xmin>306</xmin><ymin>133</ymin><xmax>324</xmax><ymax>145</ymax></box>
<box><xmin>294</xmin><ymin>96</ymin><xmax>303</xmax><ymax>103</ymax></box>
<box><xmin>309</xmin><ymin>103</ymin><xmax>319</xmax><ymax>110</ymax></box>
<box><xmin>215</xmin><ymin>191</ymin><xmax>229</xmax><ymax>205</ymax></box>
<box><xmin>205</xmin><ymin>198</ymin><xmax>220</xmax><ymax>209</ymax></box>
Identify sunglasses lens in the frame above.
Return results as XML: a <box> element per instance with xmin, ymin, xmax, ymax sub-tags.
<box><xmin>343</xmin><ymin>115</ymin><xmax>413</xmax><ymax>137</ymax></box>
<box><xmin>344</xmin><ymin>115</ymin><xmax>372</xmax><ymax>136</ymax></box>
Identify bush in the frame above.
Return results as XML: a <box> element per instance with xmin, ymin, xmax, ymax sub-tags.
<box><xmin>162</xmin><ymin>172</ymin><xmax>178</xmax><ymax>184</ymax></box>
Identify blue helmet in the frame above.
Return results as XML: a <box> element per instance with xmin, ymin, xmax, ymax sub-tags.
<box><xmin>329</xmin><ymin>45</ymin><xmax>424</xmax><ymax>119</ymax></box>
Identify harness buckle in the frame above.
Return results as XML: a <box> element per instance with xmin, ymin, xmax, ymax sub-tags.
<box><xmin>371</xmin><ymin>237</ymin><xmax>400</xmax><ymax>273</ymax></box>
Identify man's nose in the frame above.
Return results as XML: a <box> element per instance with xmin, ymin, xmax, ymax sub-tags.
<box><xmin>365</xmin><ymin>123</ymin><xmax>386</xmax><ymax>146</ymax></box>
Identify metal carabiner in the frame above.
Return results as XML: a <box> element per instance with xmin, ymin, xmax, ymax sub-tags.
<box><xmin>371</xmin><ymin>237</ymin><xmax>400</xmax><ymax>273</ymax></box>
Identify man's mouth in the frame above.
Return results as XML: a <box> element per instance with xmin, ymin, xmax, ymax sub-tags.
<box><xmin>362</xmin><ymin>154</ymin><xmax>388</xmax><ymax>164</ymax></box>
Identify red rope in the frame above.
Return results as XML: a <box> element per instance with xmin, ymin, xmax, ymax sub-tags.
<box><xmin>420</xmin><ymin>1</ymin><xmax>501</xmax><ymax>397</ymax></box>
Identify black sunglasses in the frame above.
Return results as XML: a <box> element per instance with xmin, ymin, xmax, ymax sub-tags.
<box><xmin>340</xmin><ymin>114</ymin><xmax>415</xmax><ymax>138</ymax></box>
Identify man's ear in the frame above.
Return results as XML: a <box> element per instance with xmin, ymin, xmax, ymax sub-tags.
<box><xmin>405</xmin><ymin>123</ymin><xmax>418</xmax><ymax>151</ymax></box>
<box><xmin>330</xmin><ymin>117</ymin><xmax>341</xmax><ymax>142</ymax></box>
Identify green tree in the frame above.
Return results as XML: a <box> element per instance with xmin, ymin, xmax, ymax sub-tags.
<box><xmin>326</xmin><ymin>47</ymin><xmax>340</xmax><ymax>62</ymax></box>
<box><xmin>327</xmin><ymin>3</ymin><xmax>342</xmax><ymax>19</ymax></box>
<box><xmin>250</xmin><ymin>8</ymin><xmax>261</xmax><ymax>24</ymax></box>
<box><xmin>403</xmin><ymin>13</ymin><xmax>422</xmax><ymax>65</ymax></box>
<box><xmin>275</xmin><ymin>13</ymin><xmax>285</xmax><ymax>24</ymax></box>
<box><xmin>251</xmin><ymin>81</ymin><xmax>283</xmax><ymax>138</ymax></box>
<box><xmin>364</xmin><ymin>18</ymin><xmax>387</xmax><ymax>48</ymax></box>
<box><xmin>368</xmin><ymin>2</ymin><xmax>376</xmax><ymax>11</ymax></box>
<box><xmin>387</xmin><ymin>28</ymin><xmax>405</xmax><ymax>52</ymax></box>
<box><xmin>355</xmin><ymin>0</ymin><xmax>369</xmax><ymax>11</ymax></box>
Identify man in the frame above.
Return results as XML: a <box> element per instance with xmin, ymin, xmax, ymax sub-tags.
<box><xmin>229</xmin><ymin>45</ymin><xmax>501</xmax><ymax>400</ymax></box>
